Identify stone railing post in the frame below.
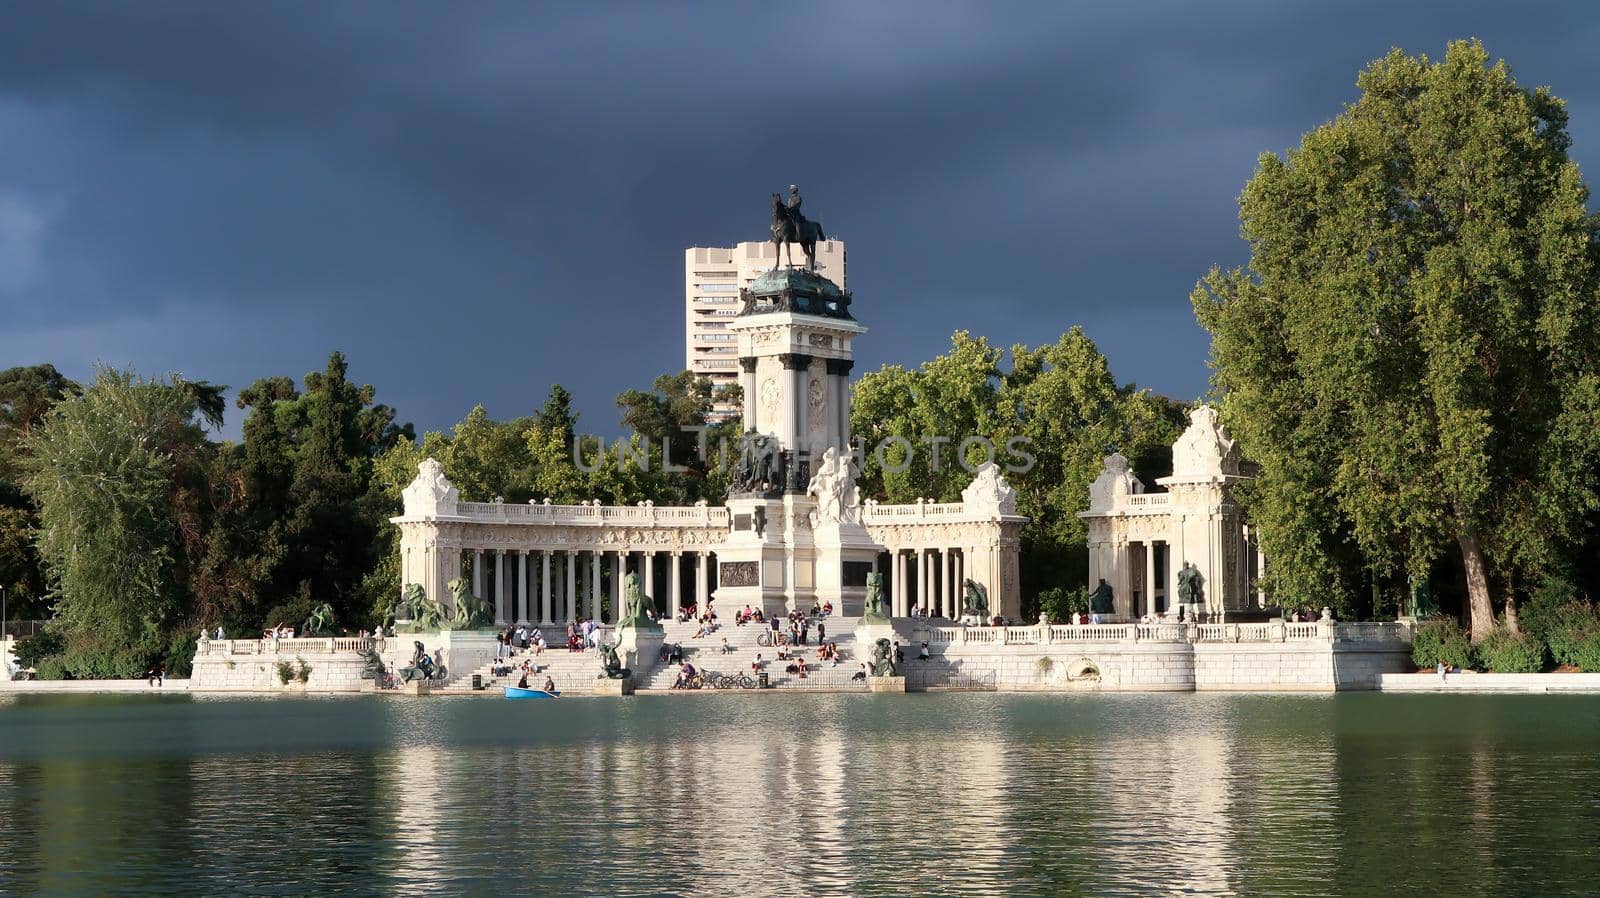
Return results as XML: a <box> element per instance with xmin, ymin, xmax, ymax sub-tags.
<box><xmin>1271</xmin><ymin>622</ymin><xmax>1286</xmax><ymax>643</ymax></box>
<box><xmin>1132</xmin><ymin>624</ymin><xmax>1142</xmax><ymax>643</ymax></box>
<box><xmin>1225</xmin><ymin>623</ymin><xmax>1240</xmax><ymax>643</ymax></box>
<box><xmin>1319</xmin><ymin>607</ymin><xmax>1336</xmax><ymax>641</ymax></box>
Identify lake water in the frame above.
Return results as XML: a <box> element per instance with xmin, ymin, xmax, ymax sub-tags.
<box><xmin>1</xmin><ymin>692</ymin><xmax>1598</xmax><ymax>897</ymax></box>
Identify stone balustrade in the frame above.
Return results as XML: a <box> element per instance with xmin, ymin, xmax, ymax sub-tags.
<box><xmin>913</xmin><ymin>620</ymin><xmax>1413</xmax><ymax>646</ymax></box>
<box><xmin>453</xmin><ymin>499</ymin><xmax>729</xmax><ymax>527</ymax></box>
<box><xmin>198</xmin><ymin>636</ymin><xmax>374</xmax><ymax>656</ymax></box>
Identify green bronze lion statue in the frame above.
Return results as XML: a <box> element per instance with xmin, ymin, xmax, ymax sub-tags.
<box><xmin>448</xmin><ymin>577</ymin><xmax>494</xmax><ymax>630</ymax></box>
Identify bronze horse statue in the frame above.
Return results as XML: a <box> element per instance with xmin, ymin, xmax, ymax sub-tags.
<box><xmin>771</xmin><ymin>193</ymin><xmax>826</xmax><ymax>270</ymax></box>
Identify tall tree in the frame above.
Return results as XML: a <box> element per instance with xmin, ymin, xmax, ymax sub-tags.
<box><xmin>0</xmin><ymin>364</ymin><xmax>79</xmax><ymax>617</ymax></box>
<box><xmin>1193</xmin><ymin>41</ymin><xmax>1600</xmax><ymax>636</ymax></box>
<box><xmin>224</xmin><ymin>353</ymin><xmax>413</xmax><ymax>629</ymax></box>
<box><xmin>851</xmin><ymin>329</ymin><xmax>1184</xmax><ymax>612</ymax></box>
<box><xmin>22</xmin><ymin>369</ymin><xmax>217</xmax><ymax>674</ymax></box>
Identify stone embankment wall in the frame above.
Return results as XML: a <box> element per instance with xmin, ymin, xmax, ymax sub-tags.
<box><xmin>188</xmin><ymin>630</ymin><xmax>506</xmax><ymax>692</ymax></box>
<box><xmin>893</xmin><ymin>621</ymin><xmax>1413</xmax><ymax>692</ymax></box>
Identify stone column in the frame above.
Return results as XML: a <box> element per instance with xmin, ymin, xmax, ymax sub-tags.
<box><xmin>611</xmin><ymin>551</ymin><xmax>625</xmax><ymax>623</ymax></box>
<box><xmin>670</xmin><ymin>552</ymin><xmax>682</xmax><ymax>618</ymax></box>
<box><xmin>541</xmin><ymin>551</ymin><xmax>553</xmax><ymax>625</ymax></box>
<box><xmin>1256</xmin><ymin>542</ymin><xmax>1267</xmax><ymax>608</ymax></box>
<box><xmin>941</xmin><ymin>548</ymin><xmax>952</xmax><ymax>618</ymax></box>
<box><xmin>827</xmin><ymin>358</ymin><xmax>853</xmax><ymax>451</ymax></box>
<box><xmin>589</xmin><ymin>551</ymin><xmax>602</xmax><ymax>622</ymax></box>
<box><xmin>491</xmin><ymin>551</ymin><xmax>505</xmax><ymax>625</ymax></box>
<box><xmin>569</xmin><ymin>550</ymin><xmax>582</xmax><ymax>621</ymax></box>
<box><xmin>917</xmin><ymin>548</ymin><xmax>929</xmax><ymax>615</ymax></box>
<box><xmin>1145</xmin><ymin>542</ymin><xmax>1158</xmax><ymax>617</ymax></box>
<box><xmin>644</xmin><ymin>552</ymin><xmax>656</xmax><ymax>613</ymax></box>
<box><xmin>779</xmin><ymin>353</ymin><xmax>811</xmax><ymax>454</ymax></box>
<box><xmin>512</xmin><ymin>550</ymin><xmax>526</xmax><ymax>625</ymax></box>
<box><xmin>739</xmin><ymin>357</ymin><xmax>759</xmax><ymax>432</ymax></box>
<box><xmin>893</xmin><ymin>551</ymin><xmax>906</xmax><ymax>617</ymax></box>
<box><xmin>696</xmin><ymin>552</ymin><xmax>709</xmax><ymax>608</ymax></box>
<box><xmin>473</xmin><ymin>549</ymin><xmax>485</xmax><ymax>601</ymax></box>
<box><xmin>1169</xmin><ymin>518</ymin><xmax>1186</xmax><ymax>611</ymax></box>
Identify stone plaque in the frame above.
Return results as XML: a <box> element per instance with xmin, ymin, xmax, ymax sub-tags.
<box><xmin>720</xmin><ymin>560</ymin><xmax>759</xmax><ymax>588</ymax></box>
<box><xmin>733</xmin><ymin>514</ymin><xmax>751</xmax><ymax>531</ymax></box>
<box><xmin>842</xmin><ymin>561</ymin><xmax>872</xmax><ymax>588</ymax></box>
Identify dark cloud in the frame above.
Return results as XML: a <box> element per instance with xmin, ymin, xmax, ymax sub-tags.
<box><xmin>2</xmin><ymin>1</ymin><xmax>1598</xmax><ymax>438</ymax></box>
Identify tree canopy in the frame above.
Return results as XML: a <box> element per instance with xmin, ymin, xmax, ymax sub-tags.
<box><xmin>851</xmin><ymin>329</ymin><xmax>1185</xmax><ymax>613</ymax></box>
<box><xmin>1193</xmin><ymin>40</ymin><xmax>1600</xmax><ymax>634</ymax></box>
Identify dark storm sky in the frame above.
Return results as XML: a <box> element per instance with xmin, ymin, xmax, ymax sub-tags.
<box><xmin>3</xmin><ymin>2</ymin><xmax>1599</xmax><ymax>440</ymax></box>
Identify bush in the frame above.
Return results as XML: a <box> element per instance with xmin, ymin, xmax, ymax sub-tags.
<box><xmin>163</xmin><ymin>632</ymin><xmax>197</xmax><ymax>678</ymax></box>
<box><xmin>1533</xmin><ymin>602</ymin><xmax>1600</xmax><ymax>667</ymax></box>
<box><xmin>1412</xmin><ymin>618</ymin><xmax>1475</xmax><ymax>670</ymax></box>
<box><xmin>1038</xmin><ymin>586</ymin><xmax>1089</xmax><ymax>623</ymax></box>
<box><xmin>13</xmin><ymin>631</ymin><xmax>66</xmax><ymax>668</ymax></box>
<box><xmin>1570</xmin><ymin>630</ymin><xmax>1600</xmax><ymax>673</ymax></box>
<box><xmin>1476</xmin><ymin>626</ymin><xmax>1546</xmax><ymax>673</ymax></box>
<box><xmin>34</xmin><ymin>656</ymin><xmax>73</xmax><ymax>680</ymax></box>
<box><xmin>276</xmin><ymin>661</ymin><xmax>295</xmax><ymax>685</ymax></box>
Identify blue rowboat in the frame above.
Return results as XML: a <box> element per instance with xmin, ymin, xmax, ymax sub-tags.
<box><xmin>504</xmin><ymin>686</ymin><xmax>560</xmax><ymax>699</ymax></box>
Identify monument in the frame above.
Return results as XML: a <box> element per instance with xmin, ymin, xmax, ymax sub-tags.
<box><xmin>716</xmin><ymin>185</ymin><xmax>876</xmax><ymax>618</ymax></box>
<box><xmin>386</xmin><ymin>185</ymin><xmax>1028</xmax><ymax>684</ymax></box>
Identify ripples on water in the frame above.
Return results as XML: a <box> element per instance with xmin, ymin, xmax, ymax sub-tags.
<box><xmin>2</xmin><ymin>692</ymin><xmax>1600</xmax><ymax>896</ymax></box>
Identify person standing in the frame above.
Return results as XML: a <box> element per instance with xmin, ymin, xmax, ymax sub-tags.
<box><xmin>817</xmin><ymin>620</ymin><xmax>826</xmax><ymax>644</ymax></box>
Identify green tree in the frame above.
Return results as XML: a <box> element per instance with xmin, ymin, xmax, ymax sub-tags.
<box><xmin>0</xmin><ymin>364</ymin><xmax>79</xmax><ymax>617</ymax></box>
<box><xmin>22</xmin><ymin>369</ymin><xmax>218</xmax><ymax>675</ymax></box>
<box><xmin>850</xmin><ymin>329</ymin><xmax>1184</xmax><ymax>614</ymax></box>
<box><xmin>616</xmin><ymin>371</ymin><xmax>735</xmax><ymax>502</ymax></box>
<box><xmin>1193</xmin><ymin>41</ymin><xmax>1600</xmax><ymax>636</ymax></box>
<box><xmin>224</xmin><ymin>353</ymin><xmax>413</xmax><ymax>630</ymax></box>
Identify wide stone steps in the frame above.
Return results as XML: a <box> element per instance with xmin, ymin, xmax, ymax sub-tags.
<box><xmin>641</xmin><ymin>616</ymin><xmax>863</xmax><ymax>691</ymax></box>
<box><xmin>437</xmin><ymin>644</ymin><xmax>603</xmax><ymax>695</ymax></box>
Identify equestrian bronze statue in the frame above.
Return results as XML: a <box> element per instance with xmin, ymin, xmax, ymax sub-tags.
<box><xmin>770</xmin><ymin>184</ymin><xmax>827</xmax><ymax>271</ymax></box>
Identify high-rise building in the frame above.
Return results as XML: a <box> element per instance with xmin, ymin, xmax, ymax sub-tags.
<box><xmin>684</xmin><ymin>240</ymin><xmax>845</xmax><ymax>421</ymax></box>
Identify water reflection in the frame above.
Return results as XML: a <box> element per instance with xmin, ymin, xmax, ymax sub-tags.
<box><xmin>2</xmin><ymin>693</ymin><xmax>1600</xmax><ymax>896</ymax></box>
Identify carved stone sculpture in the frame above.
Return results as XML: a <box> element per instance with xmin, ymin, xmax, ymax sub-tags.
<box><xmin>616</xmin><ymin>572</ymin><xmax>661</xmax><ymax>630</ymax></box>
<box><xmin>1089</xmin><ymin>578</ymin><xmax>1115</xmax><ymax>615</ymax></box>
<box><xmin>870</xmin><ymin>637</ymin><xmax>896</xmax><ymax>677</ymax></box>
<box><xmin>732</xmin><ymin>431</ymin><xmax>783</xmax><ymax>495</ymax></box>
<box><xmin>598</xmin><ymin>641</ymin><xmax>631</xmax><ymax>680</ymax></box>
<box><xmin>401</xmin><ymin>457</ymin><xmax>460</xmax><ymax>517</ymax></box>
<box><xmin>302</xmin><ymin>602</ymin><xmax>334</xmax><ymax>637</ymax></box>
<box><xmin>961</xmin><ymin>462</ymin><xmax>1018</xmax><ymax>516</ymax></box>
<box><xmin>805</xmin><ymin>446</ymin><xmax>861</xmax><ymax>527</ymax></box>
<box><xmin>398</xmin><ymin>640</ymin><xmax>442</xmax><ymax>683</ymax></box>
<box><xmin>357</xmin><ymin>643</ymin><xmax>386</xmax><ymax>680</ymax></box>
<box><xmin>961</xmin><ymin>579</ymin><xmax>990</xmax><ymax>618</ymax></box>
<box><xmin>447</xmin><ymin>577</ymin><xmax>494</xmax><ymax>630</ymax></box>
<box><xmin>1177</xmin><ymin>564</ymin><xmax>1204</xmax><ymax>606</ymax></box>
<box><xmin>861</xmin><ymin>572</ymin><xmax>890</xmax><ymax>623</ymax></box>
<box><xmin>400</xmin><ymin>583</ymin><xmax>449</xmax><ymax>633</ymax></box>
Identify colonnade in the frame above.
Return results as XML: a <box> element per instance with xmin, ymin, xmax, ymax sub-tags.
<box><xmin>464</xmin><ymin>548</ymin><xmax>716</xmax><ymax>626</ymax></box>
<box><xmin>1089</xmin><ymin>539</ymin><xmax>1169</xmax><ymax>618</ymax></box>
<box><xmin>883</xmin><ymin>547</ymin><xmax>966</xmax><ymax>618</ymax></box>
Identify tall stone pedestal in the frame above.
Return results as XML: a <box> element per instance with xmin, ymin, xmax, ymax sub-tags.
<box><xmin>811</xmin><ymin>515</ymin><xmax>877</xmax><ymax>617</ymax></box>
<box><xmin>594</xmin><ymin>677</ymin><xmax>635</xmax><ymax>696</ymax></box>
<box><xmin>614</xmin><ymin>626</ymin><xmax>664</xmax><ymax>678</ymax></box>
<box><xmin>715</xmin><ymin>494</ymin><xmax>818</xmax><ymax>617</ymax></box>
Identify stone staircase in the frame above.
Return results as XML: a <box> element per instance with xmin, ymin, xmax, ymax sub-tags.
<box><xmin>639</xmin><ymin>615</ymin><xmax>867</xmax><ymax>691</ymax></box>
<box><xmin>436</xmin><ymin>633</ymin><xmax>604</xmax><ymax>695</ymax></box>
